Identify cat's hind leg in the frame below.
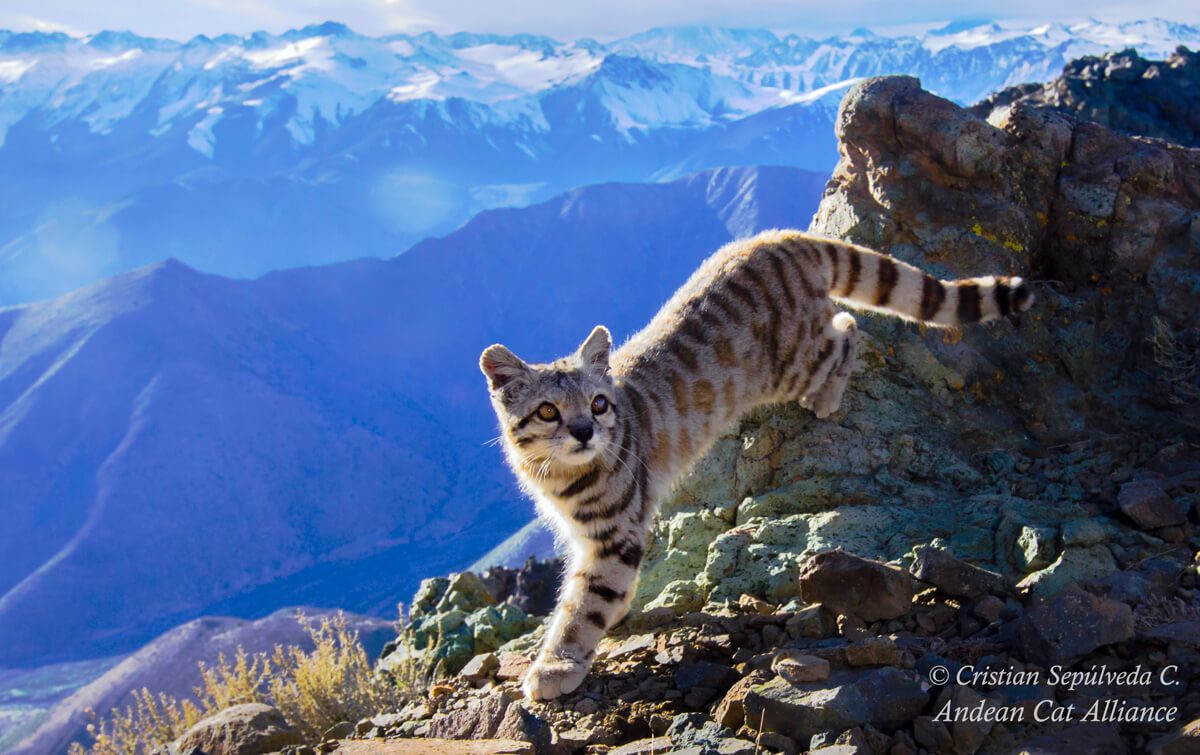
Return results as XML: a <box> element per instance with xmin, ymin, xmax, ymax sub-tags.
<box><xmin>802</xmin><ymin>311</ymin><xmax>857</xmax><ymax>419</ymax></box>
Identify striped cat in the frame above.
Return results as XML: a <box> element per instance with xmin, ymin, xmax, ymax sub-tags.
<box><xmin>479</xmin><ymin>229</ymin><xmax>1032</xmax><ymax>700</ymax></box>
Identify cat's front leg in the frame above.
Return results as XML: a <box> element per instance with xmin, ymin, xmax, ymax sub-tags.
<box><xmin>522</xmin><ymin>530</ymin><xmax>644</xmax><ymax>701</ymax></box>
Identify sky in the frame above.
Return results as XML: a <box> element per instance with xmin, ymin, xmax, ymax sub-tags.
<box><xmin>1</xmin><ymin>0</ymin><xmax>1199</xmax><ymax>40</ymax></box>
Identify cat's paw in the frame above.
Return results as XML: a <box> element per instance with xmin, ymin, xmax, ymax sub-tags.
<box><xmin>521</xmin><ymin>655</ymin><xmax>589</xmax><ymax>701</ymax></box>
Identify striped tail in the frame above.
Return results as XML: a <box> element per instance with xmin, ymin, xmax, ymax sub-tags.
<box><xmin>818</xmin><ymin>240</ymin><xmax>1033</xmax><ymax>326</ymax></box>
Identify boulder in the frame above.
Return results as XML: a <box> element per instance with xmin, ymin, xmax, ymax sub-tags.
<box><xmin>742</xmin><ymin>668</ymin><xmax>928</xmax><ymax>742</ymax></box>
<box><xmin>1016</xmin><ymin>589</ymin><xmax>1134</xmax><ymax>666</ymax></box>
<box><xmin>1119</xmin><ymin>480</ymin><xmax>1188</xmax><ymax>530</ymax></box>
<box><xmin>798</xmin><ymin>550</ymin><xmax>914</xmax><ymax>622</ymax></box>
<box><xmin>173</xmin><ymin>703</ymin><xmax>302</xmax><ymax>755</ymax></box>
<box><xmin>1013</xmin><ymin>723</ymin><xmax>1127</xmax><ymax>754</ymax></box>
<box><xmin>910</xmin><ymin>546</ymin><xmax>1008</xmax><ymax>598</ymax></box>
<box><xmin>771</xmin><ymin>652</ymin><xmax>831</xmax><ymax>683</ymax></box>
<box><xmin>1149</xmin><ymin>715</ymin><xmax>1200</xmax><ymax>755</ymax></box>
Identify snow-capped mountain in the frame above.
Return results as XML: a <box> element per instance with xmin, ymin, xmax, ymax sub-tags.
<box><xmin>0</xmin><ymin>18</ymin><xmax>1195</xmax><ymax>305</ymax></box>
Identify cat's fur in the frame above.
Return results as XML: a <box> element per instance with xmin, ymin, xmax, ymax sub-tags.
<box><xmin>479</xmin><ymin>229</ymin><xmax>1032</xmax><ymax>700</ymax></box>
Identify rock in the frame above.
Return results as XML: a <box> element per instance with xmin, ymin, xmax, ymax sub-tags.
<box><xmin>1120</xmin><ymin>480</ymin><xmax>1189</xmax><ymax>530</ymax></box>
<box><xmin>1017</xmin><ymin>545</ymin><xmax>1118</xmax><ymax>598</ymax></box>
<box><xmin>910</xmin><ymin>546</ymin><xmax>1008</xmax><ymax>598</ymax></box>
<box><xmin>1013</xmin><ymin>722</ymin><xmax>1127</xmax><ymax>754</ymax></box>
<box><xmin>738</xmin><ymin>594</ymin><xmax>775</xmax><ymax>615</ymax></box>
<box><xmin>713</xmin><ymin>670</ymin><xmax>772</xmax><ymax>729</ymax></box>
<box><xmin>913</xmin><ymin>715</ymin><xmax>954</xmax><ymax>753</ymax></box>
<box><xmin>609</xmin><ymin>738</ymin><xmax>675</xmax><ymax>755</ymax></box>
<box><xmin>973</xmin><ymin>47</ymin><xmax>1200</xmax><ymax>148</ymax></box>
<box><xmin>428</xmin><ymin>692</ymin><xmax>512</xmax><ymax>740</ymax></box>
<box><xmin>1015</xmin><ymin>527</ymin><xmax>1056</xmax><ymax>573</ymax></box>
<box><xmin>1148</xmin><ymin>715</ymin><xmax>1200</xmax><ymax>755</ymax></box>
<box><xmin>667</xmin><ymin>712</ymin><xmax>756</xmax><ymax>754</ymax></box>
<box><xmin>786</xmin><ymin>604</ymin><xmax>833</xmax><ymax>639</ymax></box>
<box><xmin>461</xmin><ymin>652</ymin><xmax>500</xmax><ymax>683</ymax></box>
<box><xmin>322</xmin><ymin>721</ymin><xmax>355</xmax><ymax>741</ymax></box>
<box><xmin>495</xmin><ymin>653</ymin><xmax>531</xmax><ymax>682</ymax></box>
<box><xmin>675</xmin><ymin>661</ymin><xmax>740</xmax><ymax>693</ymax></box>
<box><xmin>771</xmin><ymin>652</ymin><xmax>831</xmax><ymax>683</ymax></box>
<box><xmin>494</xmin><ymin>704</ymin><xmax>557</xmax><ymax>754</ymax></box>
<box><xmin>644</xmin><ymin>579</ymin><xmax>705</xmax><ymax>614</ymax></box>
<box><xmin>799</xmin><ymin>550</ymin><xmax>914</xmax><ymax>622</ymax></box>
<box><xmin>844</xmin><ymin>637</ymin><xmax>901</xmax><ymax>667</ymax></box>
<box><xmin>174</xmin><ymin>703</ymin><xmax>303</xmax><ymax>755</ymax></box>
<box><xmin>1016</xmin><ymin>589</ymin><xmax>1134</xmax><ymax>666</ymax></box>
<box><xmin>742</xmin><ymin>668</ymin><xmax>928</xmax><ymax>743</ymax></box>
<box><xmin>437</xmin><ymin>572</ymin><xmax>495</xmax><ymax>613</ymax></box>
<box><xmin>335</xmin><ymin>741</ymin><xmax>534</xmax><ymax>754</ymax></box>
<box><xmin>972</xmin><ymin>595</ymin><xmax>1005</xmax><ymax>624</ymax></box>
<box><xmin>478</xmin><ymin>557</ymin><xmax>563</xmax><ymax>616</ymax></box>
<box><xmin>1062</xmin><ymin>519</ymin><xmax>1108</xmax><ymax>548</ymax></box>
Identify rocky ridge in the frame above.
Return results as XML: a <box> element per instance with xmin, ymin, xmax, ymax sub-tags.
<box><xmin>140</xmin><ymin>63</ymin><xmax>1200</xmax><ymax>755</ymax></box>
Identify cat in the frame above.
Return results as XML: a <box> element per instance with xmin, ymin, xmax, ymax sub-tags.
<box><xmin>479</xmin><ymin>229</ymin><xmax>1032</xmax><ymax>700</ymax></box>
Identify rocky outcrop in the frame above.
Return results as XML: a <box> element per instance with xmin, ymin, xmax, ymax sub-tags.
<box><xmin>362</xmin><ymin>73</ymin><xmax>1200</xmax><ymax>754</ymax></box>
<box><xmin>173</xmin><ymin>703</ymin><xmax>302</xmax><ymax>755</ymax></box>
<box><xmin>972</xmin><ymin>47</ymin><xmax>1200</xmax><ymax>147</ymax></box>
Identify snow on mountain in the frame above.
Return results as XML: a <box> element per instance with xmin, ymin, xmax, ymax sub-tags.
<box><xmin>0</xmin><ymin>17</ymin><xmax>1195</xmax><ymax>305</ymax></box>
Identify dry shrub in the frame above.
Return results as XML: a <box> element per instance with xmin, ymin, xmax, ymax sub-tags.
<box><xmin>71</xmin><ymin>612</ymin><xmax>417</xmax><ymax>755</ymax></box>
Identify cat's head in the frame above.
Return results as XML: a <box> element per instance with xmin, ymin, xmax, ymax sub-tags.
<box><xmin>480</xmin><ymin>325</ymin><xmax>618</xmax><ymax>478</ymax></box>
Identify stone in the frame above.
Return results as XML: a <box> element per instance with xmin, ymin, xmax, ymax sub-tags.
<box><xmin>1148</xmin><ymin>715</ymin><xmax>1200</xmax><ymax>755</ymax></box>
<box><xmin>667</xmin><ymin>713</ymin><xmax>756</xmax><ymax>754</ymax></box>
<box><xmin>844</xmin><ymin>637</ymin><xmax>901</xmax><ymax>667</ymax></box>
<box><xmin>1017</xmin><ymin>589</ymin><xmax>1134</xmax><ymax>666</ymax></box>
<box><xmin>428</xmin><ymin>692</ymin><xmax>512</xmax><ymax>740</ymax></box>
<box><xmin>461</xmin><ymin>652</ymin><xmax>500</xmax><ymax>683</ymax></box>
<box><xmin>1014</xmin><ymin>723</ymin><xmax>1127</xmax><ymax>754</ymax></box>
<box><xmin>334</xmin><ymin>741</ymin><xmax>533</xmax><ymax>755</ymax></box>
<box><xmin>913</xmin><ymin>716</ymin><xmax>954</xmax><ymax>753</ymax></box>
<box><xmin>771</xmin><ymin>652</ymin><xmax>831</xmax><ymax>683</ymax></box>
<box><xmin>609</xmin><ymin>738</ymin><xmax>675</xmax><ymax>755</ymax></box>
<box><xmin>675</xmin><ymin>660</ymin><xmax>740</xmax><ymax>693</ymax></box>
<box><xmin>972</xmin><ymin>595</ymin><xmax>1005</xmax><ymax>624</ymax></box>
<box><xmin>1015</xmin><ymin>527</ymin><xmax>1056</xmax><ymax>573</ymax></box>
<box><xmin>1120</xmin><ymin>480</ymin><xmax>1188</xmax><ymax>530</ymax></box>
<box><xmin>713</xmin><ymin>670</ymin><xmax>772</xmax><ymax>729</ymax></box>
<box><xmin>799</xmin><ymin>550</ymin><xmax>914</xmax><ymax>622</ymax></box>
<box><xmin>495</xmin><ymin>653</ymin><xmax>531</xmax><ymax>682</ymax></box>
<box><xmin>910</xmin><ymin>546</ymin><xmax>1008</xmax><ymax>598</ymax></box>
<box><xmin>786</xmin><ymin>604</ymin><xmax>833</xmax><ymax>639</ymax></box>
<box><xmin>644</xmin><ymin>579</ymin><xmax>705</xmax><ymax>614</ymax></box>
<box><xmin>174</xmin><ymin>703</ymin><xmax>303</xmax><ymax>755</ymax></box>
<box><xmin>1062</xmin><ymin>519</ymin><xmax>1108</xmax><ymax>547</ymax></box>
<box><xmin>494</xmin><ymin>704</ymin><xmax>556</xmax><ymax>754</ymax></box>
<box><xmin>738</xmin><ymin>594</ymin><xmax>775</xmax><ymax>615</ymax></box>
<box><xmin>322</xmin><ymin>721</ymin><xmax>354</xmax><ymax>741</ymax></box>
<box><xmin>741</xmin><ymin>668</ymin><xmax>928</xmax><ymax>743</ymax></box>
<box><xmin>1017</xmin><ymin>545</ymin><xmax>1118</xmax><ymax>598</ymax></box>
<box><xmin>437</xmin><ymin>571</ymin><xmax>495</xmax><ymax>613</ymax></box>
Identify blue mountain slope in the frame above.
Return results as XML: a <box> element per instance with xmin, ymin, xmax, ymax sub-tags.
<box><xmin>0</xmin><ymin>165</ymin><xmax>826</xmax><ymax>666</ymax></box>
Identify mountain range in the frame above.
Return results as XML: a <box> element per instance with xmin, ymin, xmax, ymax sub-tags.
<box><xmin>1</xmin><ymin>18</ymin><xmax>1196</xmax><ymax>304</ymax></box>
<box><xmin>0</xmin><ymin>164</ymin><xmax>826</xmax><ymax>670</ymax></box>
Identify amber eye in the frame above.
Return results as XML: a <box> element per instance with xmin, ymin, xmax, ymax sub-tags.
<box><xmin>536</xmin><ymin>403</ymin><xmax>560</xmax><ymax>422</ymax></box>
<box><xmin>591</xmin><ymin>395</ymin><xmax>609</xmax><ymax>415</ymax></box>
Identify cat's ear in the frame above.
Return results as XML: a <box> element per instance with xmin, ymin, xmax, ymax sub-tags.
<box><xmin>577</xmin><ymin>325</ymin><xmax>612</xmax><ymax>379</ymax></box>
<box><xmin>480</xmin><ymin>344</ymin><xmax>531</xmax><ymax>391</ymax></box>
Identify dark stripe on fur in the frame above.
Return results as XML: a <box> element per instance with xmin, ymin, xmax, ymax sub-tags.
<box><xmin>559</xmin><ymin>467</ymin><xmax>600</xmax><ymax>498</ymax></box>
<box><xmin>727</xmin><ymin>280</ymin><xmax>758</xmax><ymax>310</ymax></box>
<box><xmin>874</xmin><ymin>257</ymin><xmax>899</xmax><ymax>307</ymax></box>
<box><xmin>957</xmin><ymin>283</ymin><xmax>982</xmax><ymax>323</ymax></box>
<box><xmin>920</xmin><ymin>276</ymin><xmax>946</xmax><ymax>321</ymax></box>
<box><xmin>708</xmin><ymin>291</ymin><xmax>744</xmax><ymax>325</ymax></box>
<box><xmin>995</xmin><ymin>282</ymin><xmax>1011</xmax><ymax>317</ymax></box>
<box><xmin>826</xmin><ymin>243</ymin><xmax>841</xmax><ymax>292</ymax></box>
<box><xmin>766</xmin><ymin>252</ymin><xmax>797</xmax><ymax>309</ymax></box>
<box><xmin>843</xmin><ymin>249</ymin><xmax>862</xmax><ymax>297</ymax></box>
<box><xmin>669</xmin><ymin>339</ymin><xmax>699</xmax><ymax>372</ymax></box>
<box><xmin>587</xmin><ymin>582</ymin><xmax>626</xmax><ymax>602</ymax></box>
<box><xmin>585</xmin><ymin>611</ymin><xmax>607</xmax><ymax>629</ymax></box>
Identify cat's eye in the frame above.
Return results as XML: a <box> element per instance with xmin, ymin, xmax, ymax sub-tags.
<box><xmin>591</xmin><ymin>395</ymin><xmax>609</xmax><ymax>415</ymax></box>
<box><xmin>536</xmin><ymin>403</ymin><xmax>560</xmax><ymax>422</ymax></box>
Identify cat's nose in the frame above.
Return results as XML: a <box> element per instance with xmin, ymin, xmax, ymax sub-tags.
<box><xmin>569</xmin><ymin>421</ymin><xmax>594</xmax><ymax>443</ymax></box>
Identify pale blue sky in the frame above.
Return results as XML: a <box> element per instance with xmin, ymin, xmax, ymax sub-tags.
<box><xmin>1</xmin><ymin>0</ymin><xmax>1198</xmax><ymax>40</ymax></box>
